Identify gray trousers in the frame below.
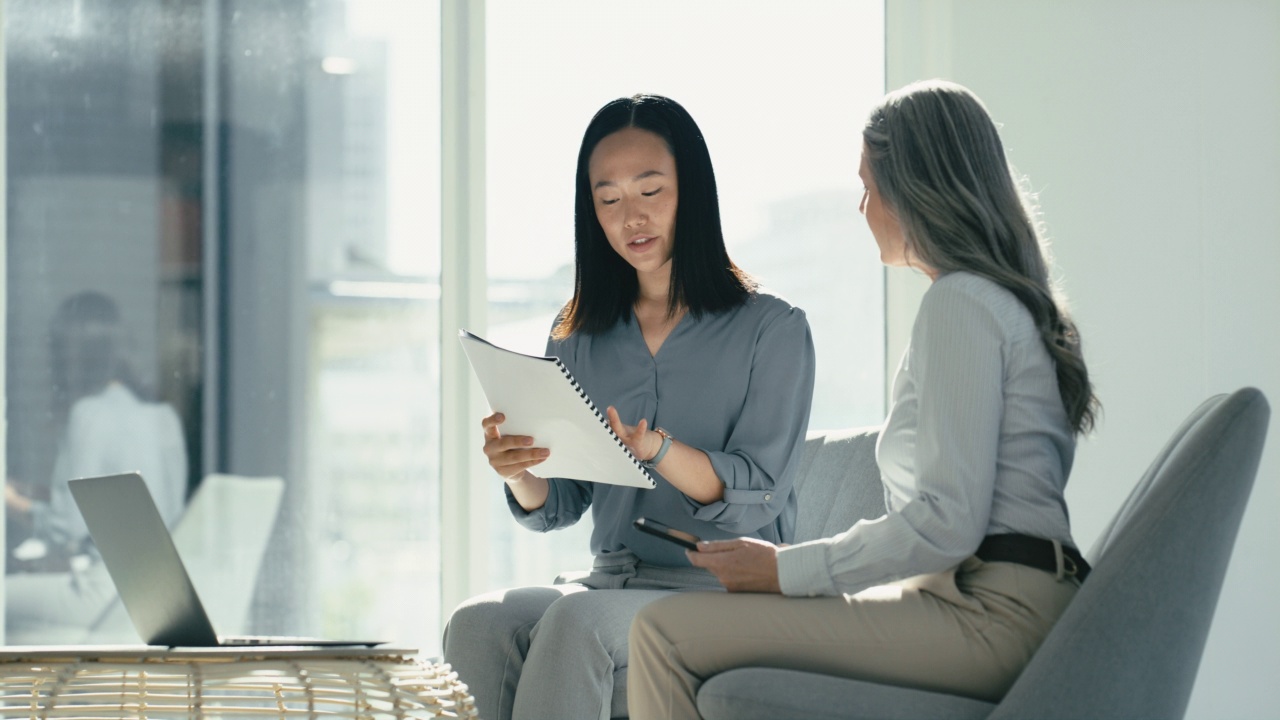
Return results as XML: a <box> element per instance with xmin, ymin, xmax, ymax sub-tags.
<box><xmin>442</xmin><ymin>551</ymin><xmax>722</xmax><ymax>720</ymax></box>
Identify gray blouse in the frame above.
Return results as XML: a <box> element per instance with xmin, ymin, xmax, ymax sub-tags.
<box><xmin>506</xmin><ymin>290</ymin><xmax>816</xmax><ymax>567</ymax></box>
<box><xmin>778</xmin><ymin>271</ymin><xmax>1078</xmax><ymax>596</ymax></box>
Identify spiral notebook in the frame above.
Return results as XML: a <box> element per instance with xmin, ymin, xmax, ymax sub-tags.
<box><xmin>458</xmin><ymin>330</ymin><xmax>656</xmax><ymax>489</ymax></box>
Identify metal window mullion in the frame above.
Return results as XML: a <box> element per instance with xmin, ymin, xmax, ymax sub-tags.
<box><xmin>440</xmin><ymin>0</ymin><xmax>488</xmax><ymax>622</ymax></box>
<box><xmin>202</xmin><ymin>0</ymin><xmax>224</xmax><ymax>476</ymax></box>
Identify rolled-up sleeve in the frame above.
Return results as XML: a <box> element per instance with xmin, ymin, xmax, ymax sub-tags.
<box><xmin>694</xmin><ymin>307</ymin><xmax>816</xmax><ymax>534</ymax></box>
<box><xmin>506</xmin><ymin>476</ymin><xmax>593</xmax><ymax>532</ymax></box>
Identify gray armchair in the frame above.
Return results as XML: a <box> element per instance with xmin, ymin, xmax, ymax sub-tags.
<box><xmin>695</xmin><ymin>387</ymin><xmax>1270</xmax><ymax>720</ymax></box>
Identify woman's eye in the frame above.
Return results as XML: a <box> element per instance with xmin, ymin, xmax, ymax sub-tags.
<box><xmin>641</xmin><ymin>188</ymin><xmax>663</xmax><ymax>197</ymax></box>
<box><xmin>600</xmin><ymin>198</ymin><xmax>619</xmax><ymax>206</ymax></box>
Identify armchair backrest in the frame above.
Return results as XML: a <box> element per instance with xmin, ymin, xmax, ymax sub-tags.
<box><xmin>990</xmin><ymin>387</ymin><xmax>1270</xmax><ymax>720</ymax></box>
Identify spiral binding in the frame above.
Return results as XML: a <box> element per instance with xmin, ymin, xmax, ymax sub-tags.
<box><xmin>555</xmin><ymin>360</ymin><xmax>656</xmax><ymax>485</ymax></box>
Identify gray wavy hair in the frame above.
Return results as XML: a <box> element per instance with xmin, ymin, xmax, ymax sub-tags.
<box><xmin>864</xmin><ymin>79</ymin><xmax>1098</xmax><ymax>434</ymax></box>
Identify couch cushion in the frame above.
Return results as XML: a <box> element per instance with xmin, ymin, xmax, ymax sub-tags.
<box><xmin>793</xmin><ymin>427</ymin><xmax>885</xmax><ymax>544</ymax></box>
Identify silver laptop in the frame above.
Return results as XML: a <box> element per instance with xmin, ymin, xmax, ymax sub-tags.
<box><xmin>70</xmin><ymin>472</ymin><xmax>384</xmax><ymax>648</ymax></box>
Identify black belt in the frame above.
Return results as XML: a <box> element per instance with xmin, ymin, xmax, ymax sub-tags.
<box><xmin>976</xmin><ymin>534</ymin><xmax>1091</xmax><ymax>583</ymax></box>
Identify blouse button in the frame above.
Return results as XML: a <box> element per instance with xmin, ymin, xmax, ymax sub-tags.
<box><xmin>764</xmin><ymin>493</ymin><xmax>772</xmax><ymax>501</ymax></box>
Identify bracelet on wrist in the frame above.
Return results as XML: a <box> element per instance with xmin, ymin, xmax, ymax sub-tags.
<box><xmin>642</xmin><ymin>428</ymin><xmax>674</xmax><ymax>468</ymax></box>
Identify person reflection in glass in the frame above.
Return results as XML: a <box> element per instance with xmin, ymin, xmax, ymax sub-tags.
<box><xmin>5</xmin><ymin>290</ymin><xmax>188</xmax><ymax>643</ymax></box>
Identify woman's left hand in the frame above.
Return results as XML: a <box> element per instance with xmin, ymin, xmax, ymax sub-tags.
<box><xmin>606</xmin><ymin>406</ymin><xmax>661</xmax><ymax>462</ymax></box>
<box><xmin>686</xmin><ymin>537</ymin><xmax>782</xmax><ymax>594</ymax></box>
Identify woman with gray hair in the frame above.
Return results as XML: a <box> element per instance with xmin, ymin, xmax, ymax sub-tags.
<box><xmin>627</xmin><ymin>79</ymin><xmax>1100</xmax><ymax>718</ymax></box>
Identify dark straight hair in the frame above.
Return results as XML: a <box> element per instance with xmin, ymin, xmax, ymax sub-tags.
<box><xmin>49</xmin><ymin>290</ymin><xmax>148</xmax><ymax>425</ymax></box>
<box><xmin>553</xmin><ymin>94</ymin><xmax>754</xmax><ymax>339</ymax></box>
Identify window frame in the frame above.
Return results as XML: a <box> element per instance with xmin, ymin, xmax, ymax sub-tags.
<box><xmin>439</xmin><ymin>0</ymin><xmax>491</xmax><ymax>613</ymax></box>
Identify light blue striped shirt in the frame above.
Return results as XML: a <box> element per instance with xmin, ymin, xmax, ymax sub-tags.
<box><xmin>778</xmin><ymin>271</ymin><xmax>1078</xmax><ymax>597</ymax></box>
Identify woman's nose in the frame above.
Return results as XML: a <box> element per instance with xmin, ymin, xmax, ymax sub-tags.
<box><xmin>624</xmin><ymin>202</ymin><xmax>647</xmax><ymax>228</ymax></box>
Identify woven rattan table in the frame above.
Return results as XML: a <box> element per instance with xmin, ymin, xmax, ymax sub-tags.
<box><xmin>0</xmin><ymin>646</ymin><xmax>478</xmax><ymax>719</ymax></box>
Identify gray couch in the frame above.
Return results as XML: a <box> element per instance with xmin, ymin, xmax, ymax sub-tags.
<box><xmin>693</xmin><ymin>387</ymin><xmax>1270</xmax><ymax>720</ymax></box>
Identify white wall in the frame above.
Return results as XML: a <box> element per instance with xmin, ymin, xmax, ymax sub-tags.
<box><xmin>886</xmin><ymin>1</ymin><xmax>1280</xmax><ymax>717</ymax></box>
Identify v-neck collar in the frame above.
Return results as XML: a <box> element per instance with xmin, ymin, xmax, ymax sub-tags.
<box><xmin>631</xmin><ymin>306</ymin><xmax>689</xmax><ymax>360</ymax></box>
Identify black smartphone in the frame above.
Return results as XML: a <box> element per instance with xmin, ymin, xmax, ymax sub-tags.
<box><xmin>633</xmin><ymin>517</ymin><xmax>701</xmax><ymax>551</ymax></box>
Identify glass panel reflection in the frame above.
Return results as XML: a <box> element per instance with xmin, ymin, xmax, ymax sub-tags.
<box><xmin>4</xmin><ymin>0</ymin><xmax>443</xmax><ymax>653</ymax></box>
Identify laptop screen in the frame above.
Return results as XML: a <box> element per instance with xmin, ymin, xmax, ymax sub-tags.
<box><xmin>70</xmin><ymin>472</ymin><xmax>222</xmax><ymax>646</ymax></box>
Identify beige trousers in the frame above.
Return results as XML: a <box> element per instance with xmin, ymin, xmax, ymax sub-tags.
<box><xmin>627</xmin><ymin>556</ymin><xmax>1079</xmax><ymax>720</ymax></box>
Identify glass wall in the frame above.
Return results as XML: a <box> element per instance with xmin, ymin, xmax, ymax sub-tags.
<box><xmin>482</xmin><ymin>0</ymin><xmax>886</xmax><ymax>590</ymax></box>
<box><xmin>4</xmin><ymin>0</ymin><xmax>886</xmax><ymax>651</ymax></box>
<box><xmin>4</xmin><ymin>0</ymin><xmax>205</xmax><ymax>644</ymax></box>
<box><xmin>3</xmin><ymin>0</ymin><xmax>443</xmax><ymax>651</ymax></box>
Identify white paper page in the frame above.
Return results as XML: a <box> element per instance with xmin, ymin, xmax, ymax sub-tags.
<box><xmin>458</xmin><ymin>330</ymin><xmax>655</xmax><ymax>489</ymax></box>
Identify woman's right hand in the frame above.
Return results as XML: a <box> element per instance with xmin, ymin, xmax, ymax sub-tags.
<box><xmin>481</xmin><ymin>412</ymin><xmax>550</xmax><ymax>482</ymax></box>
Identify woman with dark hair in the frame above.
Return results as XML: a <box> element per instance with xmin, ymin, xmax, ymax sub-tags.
<box><xmin>443</xmin><ymin>95</ymin><xmax>816</xmax><ymax>720</ymax></box>
<box><xmin>6</xmin><ymin>290</ymin><xmax>188</xmax><ymax>642</ymax></box>
<box><xmin>628</xmin><ymin>80</ymin><xmax>1100</xmax><ymax>718</ymax></box>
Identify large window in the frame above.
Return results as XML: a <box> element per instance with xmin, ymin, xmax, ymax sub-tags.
<box><xmin>482</xmin><ymin>0</ymin><xmax>886</xmax><ymax>589</ymax></box>
<box><xmin>3</xmin><ymin>0</ymin><xmax>443</xmax><ymax>651</ymax></box>
<box><xmin>4</xmin><ymin>0</ymin><xmax>884</xmax><ymax>653</ymax></box>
